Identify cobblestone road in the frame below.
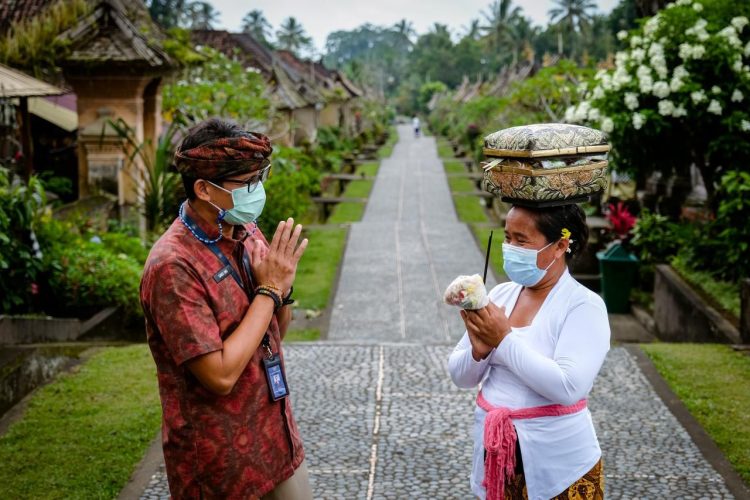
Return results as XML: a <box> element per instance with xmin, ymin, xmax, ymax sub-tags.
<box><xmin>141</xmin><ymin>345</ymin><xmax>733</xmax><ymax>499</ymax></box>
<box><xmin>138</xmin><ymin>127</ymin><xmax>734</xmax><ymax>499</ymax></box>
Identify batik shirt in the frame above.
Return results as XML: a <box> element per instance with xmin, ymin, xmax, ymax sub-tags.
<box><xmin>140</xmin><ymin>202</ymin><xmax>304</xmax><ymax>499</ymax></box>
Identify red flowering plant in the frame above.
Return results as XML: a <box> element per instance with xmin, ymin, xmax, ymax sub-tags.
<box><xmin>604</xmin><ymin>201</ymin><xmax>638</xmax><ymax>250</ymax></box>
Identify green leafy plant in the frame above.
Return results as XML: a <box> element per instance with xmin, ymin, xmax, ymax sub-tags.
<box><xmin>36</xmin><ymin>218</ymin><xmax>144</xmax><ymax>321</ymax></box>
<box><xmin>566</xmin><ymin>0</ymin><xmax>750</xmax><ymax>196</ymax></box>
<box><xmin>0</xmin><ymin>0</ymin><xmax>90</xmax><ymax>79</ymax></box>
<box><xmin>162</xmin><ymin>45</ymin><xmax>271</xmax><ymax>127</ymax></box>
<box><xmin>0</xmin><ymin>168</ymin><xmax>47</xmax><ymax>313</ymax></box>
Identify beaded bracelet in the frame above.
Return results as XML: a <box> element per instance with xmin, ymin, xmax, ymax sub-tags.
<box><xmin>255</xmin><ymin>286</ymin><xmax>282</xmax><ymax>310</ymax></box>
<box><xmin>259</xmin><ymin>283</ymin><xmax>282</xmax><ymax>296</ymax></box>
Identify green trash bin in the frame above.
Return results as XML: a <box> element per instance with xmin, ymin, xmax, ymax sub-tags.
<box><xmin>596</xmin><ymin>243</ymin><xmax>639</xmax><ymax>313</ymax></box>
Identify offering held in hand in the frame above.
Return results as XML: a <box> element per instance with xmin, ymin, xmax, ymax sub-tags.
<box><xmin>443</xmin><ymin>274</ymin><xmax>489</xmax><ymax>310</ymax></box>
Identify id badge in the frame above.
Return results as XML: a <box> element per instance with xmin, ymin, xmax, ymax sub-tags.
<box><xmin>262</xmin><ymin>354</ymin><xmax>289</xmax><ymax>401</ymax></box>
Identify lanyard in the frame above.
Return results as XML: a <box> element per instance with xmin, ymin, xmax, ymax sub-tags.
<box><xmin>180</xmin><ymin>209</ymin><xmax>250</xmax><ymax>290</ymax></box>
<box><xmin>180</xmin><ymin>207</ymin><xmax>273</xmax><ymax>352</ymax></box>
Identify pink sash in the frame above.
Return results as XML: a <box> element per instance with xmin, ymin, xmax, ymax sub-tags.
<box><xmin>476</xmin><ymin>391</ymin><xmax>587</xmax><ymax>499</ymax></box>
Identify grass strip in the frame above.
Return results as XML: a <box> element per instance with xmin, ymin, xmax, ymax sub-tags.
<box><xmin>0</xmin><ymin>345</ymin><xmax>161</xmax><ymax>499</ymax></box>
<box><xmin>444</xmin><ymin>160</ymin><xmax>467</xmax><ymax>174</ymax></box>
<box><xmin>436</xmin><ymin>140</ymin><xmax>454</xmax><ymax>159</ymax></box>
<box><xmin>641</xmin><ymin>343</ymin><xmax>750</xmax><ymax>484</ymax></box>
<box><xmin>448</xmin><ymin>176</ymin><xmax>477</xmax><ymax>193</ymax></box>
<box><xmin>356</xmin><ymin>162</ymin><xmax>379</xmax><ymax>177</ymax></box>
<box><xmin>294</xmin><ymin>227</ymin><xmax>348</xmax><ymax>310</ymax></box>
<box><xmin>377</xmin><ymin>127</ymin><xmax>398</xmax><ymax>159</ymax></box>
<box><xmin>284</xmin><ymin>328</ymin><xmax>321</xmax><ymax>342</ymax></box>
<box><xmin>670</xmin><ymin>255</ymin><xmax>740</xmax><ymax>320</ymax></box>
<box><xmin>453</xmin><ymin>195</ymin><xmax>491</xmax><ymax>224</ymax></box>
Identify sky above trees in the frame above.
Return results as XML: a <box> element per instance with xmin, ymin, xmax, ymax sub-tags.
<box><xmin>208</xmin><ymin>0</ymin><xmax>619</xmax><ymax>53</ymax></box>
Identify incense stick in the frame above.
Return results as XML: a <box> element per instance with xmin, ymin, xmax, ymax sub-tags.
<box><xmin>483</xmin><ymin>230</ymin><xmax>493</xmax><ymax>284</ymax></box>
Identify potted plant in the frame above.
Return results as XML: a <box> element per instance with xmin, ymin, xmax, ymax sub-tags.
<box><xmin>597</xmin><ymin>201</ymin><xmax>639</xmax><ymax>313</ymax></box>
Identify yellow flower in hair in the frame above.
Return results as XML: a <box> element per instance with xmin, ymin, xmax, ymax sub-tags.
<box><xmin>561</xmin><ymin>228</ymin><xmax>572</xmax><ymax>240</ymax></box>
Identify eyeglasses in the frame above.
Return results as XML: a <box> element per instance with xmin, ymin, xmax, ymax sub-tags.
<box><xmin>218</xmin><ymin>165</ymin><xmax>272</xmax><ymax>193</ymax></box>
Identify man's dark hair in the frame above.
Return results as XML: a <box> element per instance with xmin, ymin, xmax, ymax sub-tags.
<box><xmin>515</xmin><ymin>204</ymin><xmax>589</xmax><ymax>261</ymax></box>
<box><xmin>177</xmin><ymin>118</ymin><xmax>246</xmax><ymax>199</ymax></box>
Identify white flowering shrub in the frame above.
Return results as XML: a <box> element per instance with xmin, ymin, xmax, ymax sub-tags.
<box><xmin>565</xmin><ymin>0</ymin><xmax>750</xmax><ymax>193</ymax></box>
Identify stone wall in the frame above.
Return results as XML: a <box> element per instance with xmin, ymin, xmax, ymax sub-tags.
<box><xmin>654</xmin><ymin>265</ymin><xmax>740</xmax><ymax>343</ymax></box>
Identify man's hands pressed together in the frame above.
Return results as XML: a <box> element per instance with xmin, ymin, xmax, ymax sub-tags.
<box><xmin>188</xmin><ymin>218</ymin><xmax>308</xmax><ymax>396</ymax></box>
<box><xmin>253</xmin><ymin>218</ymin><xmax>308</xmax><ymax>295</ymax></box>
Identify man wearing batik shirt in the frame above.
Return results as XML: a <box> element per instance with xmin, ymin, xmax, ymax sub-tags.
<box><xmin>140</xmin><ymin>119</ymin><xmax>311</xmax><ymax>499</ymax></box>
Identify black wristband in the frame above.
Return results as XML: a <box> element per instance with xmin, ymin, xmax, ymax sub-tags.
<box><xmin>282</xmin><ymin>286</ymin><xmax>295</xmax><ymax>307</ymax></box>
<box><xmin>256</xmin><ymin>287</ymin><xmax>282</xmax><ymax>310</ymax></box>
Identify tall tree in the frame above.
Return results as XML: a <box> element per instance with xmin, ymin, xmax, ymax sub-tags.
<box><xmin>186</xmin><ymin>1</ymin><xmax>218</xmax><ymax>30</ymax></box>
<box><xmin>462</xmin><ymin>19</ymin><xmax>483</xmax><ymax>41</ymax></box>
<box><xmin>241</xmin><ymin>9</ymin><xmax>272</xmax><ymax>45</ymax></box>
<box><xmin>276</xmin><ymin>17</ymin><xmax>313</xmax><ymax>56</ymax></box>
<box><xmin>392</xmin><ymin>19</ymin><xmax>416</xmax><ymax>43</ymax></box>
<box><xmin>146</xmin><ymin>0</ymin><xmax>189</xmax><ymax>29</ymax></box>
<box><xmin>481</xmin><ymin>0</ymin><xmax>522</xmax><ymax>67</ymax></box>
<box><xmin>548</xmin><ymin>0</ymin><xmax>597</xmax><ymax>56</ymax></box>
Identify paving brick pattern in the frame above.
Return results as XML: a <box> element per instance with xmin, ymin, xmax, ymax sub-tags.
<box><xmin>138</xmin><ymin>127</ymin><xmax>733</xmax><ymax>499</ymax></box>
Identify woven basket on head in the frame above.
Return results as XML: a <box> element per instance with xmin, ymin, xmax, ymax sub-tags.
<box><xmin>482</xmin><ymin>123</ymin><xmax>610</xmax><ymax>207</ymax></box>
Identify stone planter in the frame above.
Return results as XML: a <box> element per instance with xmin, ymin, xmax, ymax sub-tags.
<box><xmin>0</xmin><ymin>306</ymin><xmax>122</xmax><ymax>345</ymax></box>
<box><xmin>653</xmin><ymin>265</ymin><xmax>740</xmax><ymax>343</ymax></box>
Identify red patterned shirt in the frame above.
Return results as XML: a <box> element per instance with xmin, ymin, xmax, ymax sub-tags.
<box><xmin>140</xmin><ymin>202</ymin><xmax>304</xmax><ymax>499</ymax></box>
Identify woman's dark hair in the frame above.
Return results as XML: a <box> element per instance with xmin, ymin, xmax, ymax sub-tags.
<box><xmin>515</xmin><ymin>204</ymin><xmax>589</xmax><ymax>261</ymax></box>
<box><xmin>177</xmin><ymin>118</ymin><xmax>246</xmax><ymax>199</ymax></box>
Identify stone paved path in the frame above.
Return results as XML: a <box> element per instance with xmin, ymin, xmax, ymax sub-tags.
<box><xmin>328</xmin><ymin>126</ymin><xmax>498</xmax><ymax>343</ymax></box>
<box><xmin>138</xmin><ymin>126</ymin><xmax>734</xmax><ymax>499</ymax></box>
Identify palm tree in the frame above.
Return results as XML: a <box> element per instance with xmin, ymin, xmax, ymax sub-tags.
<box><xmin>241</xmin><ymin>10</ymin><xmax>272</xmax><ymax>45</ymax></box>
<box><xmin>276</xmin><ymin>17</ymin><xmax>313</xmax><ymax>56</ymax></box>
<box><xmin>392</xmin><ymin>19</ymin><xmax>416</xmax><ymax>43</ymax></box>
<box><xmin>548</xmin><ymin>0</ymin><xmax>597</xmax><ymax>57</ymax></box>
<box><xmin>463</xmin><ymin>19</ymin><xmax>482</xmax><ymax>40</ymax></box>
<box><xmin>481</xmin><ymin>0</ymin><xmax>522</xmax><ymax>66</ymax></box>
<box><xmin>186</xmin><ymin>1</ymin><xmax>218</xmax><ymax>30</ymax></box>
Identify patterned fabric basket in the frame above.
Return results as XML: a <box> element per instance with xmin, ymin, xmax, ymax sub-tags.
<box><xmin>482</xmin><ymin>123</ymin><xmax>610</xmax><ymax>207</ymax></box>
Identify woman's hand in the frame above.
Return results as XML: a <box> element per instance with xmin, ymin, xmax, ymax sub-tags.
<box><xmin>461</xmin><ymin>302</ymin><xmax>512</xmax><ymax>356</ymax></box>
<box><xmin>252</xmin><ymin>218</ymin><xmax>308</xmax><ymax>292</ymax></box>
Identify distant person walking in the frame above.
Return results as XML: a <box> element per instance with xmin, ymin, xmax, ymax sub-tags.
<box><xmin>140</xmin><ymin>118</ymin><xmax>311</xmax><ymax>499</ymax></box>
<box><xmin>413</xmin><ymin>115</ymin><xmax>421</xmax><ymax>137</ymax></box>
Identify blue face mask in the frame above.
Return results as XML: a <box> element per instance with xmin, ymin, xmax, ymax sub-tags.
<box><xmin>208</xmin><ymin>181</ymin><xmax>266</xmax><ymax>226</ymax></box>
<box><xmin>502</xmin><ymin>241</ymin><xmax>557</xmax><ymax>287</ymax></box>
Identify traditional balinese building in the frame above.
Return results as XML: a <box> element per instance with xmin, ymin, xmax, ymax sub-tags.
<box><xmin>1</xmin><ymin>0</ymin><xmax>174</xmax><ymax>217</ymax></box>
<box><xmin>191</xmin><ymin>30</ymin><xmax>363</xmax><ymax>146</ymax></box>
<box><xmin>190</xmin><ymin>30</ymin><xmax>315</xmax><ymax>146</ymax></box>
<box><xmin>55</xmin><ymin>0</ymin><xmax>174</xmax><ymax>214</ymax></box>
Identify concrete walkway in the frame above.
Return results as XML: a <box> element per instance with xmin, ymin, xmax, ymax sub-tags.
<box><xmin>134</xmin><ymin>126</ymin><xmax>739</xmax><ymax>499</ymax></box>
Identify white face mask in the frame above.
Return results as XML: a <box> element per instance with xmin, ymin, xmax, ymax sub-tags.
<box><xmin>501</xmin><ymin>240</ymin><xmax>557</xmax><ymax>287</ymax></box>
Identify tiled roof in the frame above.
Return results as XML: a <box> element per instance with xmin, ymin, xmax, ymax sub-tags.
<box><xmin>56</xmin><ymin>0</ymin><xmax>173</xmax><ymax>70</ymax></box>
<box><xmin>0</xmin><ymin>0</ymin><xmax>51</xmax><ymax>34</ymax></box>
<box><xmin>0</xmin><ymin>62</ymin><xmax>65</xmax><ymax>97</ymax></box>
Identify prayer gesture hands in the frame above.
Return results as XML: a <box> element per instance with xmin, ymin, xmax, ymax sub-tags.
<box><xmin>460</xmin><ymin>302</ymin><xmax>512</xmax><ymax>361</ymax></box>
<box><xmin>252</xmin><ymin>218</ymin><xmax>308</xmax><ymax>293</ymax></box>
